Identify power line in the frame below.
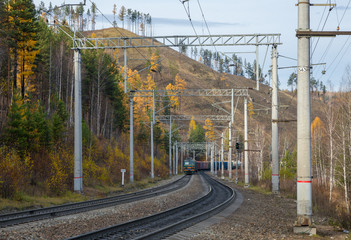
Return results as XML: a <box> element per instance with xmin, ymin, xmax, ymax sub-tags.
<box><xmin>86</xmin><ymin>0</ymin><xmax>151</xmax><ymax>63</ymax></box>
<box><xmin>326</xmin><ymin>36</ymin><xmax>351</xmax><ymax>78</ymax></box>
<box><xmin>338</xmin><ymin>0</ymin><xmax>351</xmax><ymax>29</ymax></box>
<box><xmin>178</xmin><ymin>0</ymin><xmax>222</xmax><ymax>82</ymax></box>
<box><xmin>311</xmin><ymin>3</ymin><xmax>333</xmax><ymax>58</ymax></box>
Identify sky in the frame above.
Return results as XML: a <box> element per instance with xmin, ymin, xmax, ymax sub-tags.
<box><xmin>34</xmin><ymin>0</ymin><xmax>351</xmax><ymax>90</ymax></box>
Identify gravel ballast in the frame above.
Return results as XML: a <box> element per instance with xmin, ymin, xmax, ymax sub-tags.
<box><xmin>191</xmin><ymin>179</ymin><xmax>349</xmax><ymax>240</ymax></box>
<box><xmin>0</xmin><ymin>175</ymin><xmax>207</xmax><ymax>240</ymax></box>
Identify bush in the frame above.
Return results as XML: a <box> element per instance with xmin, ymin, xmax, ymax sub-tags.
<box><xmin>47</xmin><ymin>151</ymin><xmax>69</xmax><ymax>195</ymax></box>
<box><xmin>0</xmin><ymin>147</ymin><xmax>24</xmax><ymax>198</ymax></box>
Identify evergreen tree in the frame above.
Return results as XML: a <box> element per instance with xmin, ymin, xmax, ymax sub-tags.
<box><xmin>7</xmin><ymin>0</ymin><xmax>39</xmax><ymax>98</ymax></box>
<box><xmin>119</xmin><ymin>6</ymin><xmax>126</xmax><ymax>29</ymax></box>
<box><xmin>50</xmin><ymin>97</ymin><xmax>68</xmax><ymax>143</ymax></box>
<box><xmin>188</xmin><ymin>124</ymin><xmax>205</xmax><ymax>143</ymax></box>
<box><xmin>287</xmin><ymin>72</ymin><xmax>297</xmax><ymax>92</ymax></box>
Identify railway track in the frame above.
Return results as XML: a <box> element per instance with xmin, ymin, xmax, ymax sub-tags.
<box><xmin>0</xmin><ymin>175</ymin><xmax>191</xmax><ymax>228</ymax></box>
<box><xmin>67</xmin><ymin>172</ymin><xmax>235</xmax><ymax>240</ymax></box>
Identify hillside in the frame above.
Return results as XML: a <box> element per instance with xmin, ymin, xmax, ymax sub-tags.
<box><xmin>87</xmin><ymin>27</ymin><xmax>326</xmax><ymax>151</ymax></box>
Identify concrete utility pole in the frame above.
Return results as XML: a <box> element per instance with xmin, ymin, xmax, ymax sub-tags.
<box><xmin>256</xmin><ymin>43</ymin><xmax>260</xmax><ymax>90</ymax></box>
<box><xmin>169</xmin><ymin>116</ymin><xmax>172</xmax><ymax>175</ymax></box>
<box><xmin>228</xmin><ymin>121</ymin><xmax>232</xmax><ymax>180</ymax></box>
<box><xmin>151</xmin><ymin>90</ymin><xmax>155</xmax><ymax>179</ymax></box>
<box><xmin>295</xmin><ymin>0</ymin><xmax>313</xmax><ymax>231</ymax></box>
<box><xmin>74</xmin><ymin>49</ymin><xmax>83</xmax><ymax>193</ymax></box>
<box><xmin>221</xmin><ymin>132</ymin><xmax>224</xmax><ymax>179</ymax></box>
<box><xmin>181</xmin><ymin>145</ymin><xmax>183</xmax><ymax>172</ymax></box>
<box><xmin>272</xmin><ymin>44</ymin><xmax>279</xmax><ymax>194</ymax></box>
<box><xmin>176</xmin><ymin>141</ymin><xmax>178</xmax><ymax>175</ymax></box>
<box><xmin>211</xmin><ymin>143</ymin><xmax>214</xmax><ymax>174</ymax></box>
<box><xmin>214</xmin><ymin>145</ymin><xmax>217</xmax><ymax>176</ymax></box>
<box><xmin>124</xmin><ymin>40</ymin><xmax>128</xmax><ymax>93</ymax></box>
<box><xmin>235</xmin><ymin>150</ymin><xmax>239</xmax><ymax>184</ymax></box>
<box><xmin>129</xmin><ymin>92</ymin><xmax>134</xmax><ymax>183</ymax></box>
<box><xmin>244</xmin><ymin>97</ymin><xmax>249</xmax><ymax>186</ymax></box>
<box><xmin>173</xmin><ymin>145</ymin><xmax>176</xmax><ymax>175</ymax></box>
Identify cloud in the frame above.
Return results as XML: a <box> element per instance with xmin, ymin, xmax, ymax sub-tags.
<box><xmin>153</xmin><ymin>17</ymin><xmax>240</xmax><ymax>27</ymax></box>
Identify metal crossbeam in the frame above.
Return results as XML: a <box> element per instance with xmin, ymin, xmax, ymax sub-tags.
<box><xmin>135</xmin><ymin>89</ymin><xmax>249</xmax><ymax>97</ymax></box>
<box><xmin>157</xmin><ymin>115</ymin><xmax>231</xmax><ymax>121</ymax></box>
<box><xmin>73</xmin><ymin>34</ymin><xmax>282</xmax><ymax>50</ymax></box>
<box><xmin>179</xmin><ymin>142</ymin><xmax>207</xmax><ymax>150</ymax></box>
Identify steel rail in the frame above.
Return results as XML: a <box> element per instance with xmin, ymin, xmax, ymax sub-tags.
<box><xmin>67</xmin><ymin>172</ymin><xmax>235</xmax><ymax>240</ymax></box>
<box><xmin>0</xmin><ymin>175</ymin><xmax>190</xmax><ymax>228</ymax></box>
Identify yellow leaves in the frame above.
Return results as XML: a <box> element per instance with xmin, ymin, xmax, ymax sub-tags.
<box><xmin>203</xmin><ymin>118</ymin><xmax>215</xmax><ymax>141</ymax></box>
<box><xmin>175</xmin><ymin>74</ymin><xmax>186</xmax><ymax>90</ymax></box>
<box><xmin>0</xmin><ymin>147</ymin><xmax>23</xmax><ymax>198</ymax></box>
<box><xmin>119</xmin><ymin>66</ymin><xmax>143</xmax><ymax>93</ymax></box>
<box><xmin>113</xmin><ymin>49</ymin><xmax>119</xmax><ymax>61</ymax></box>
<box><xmin>188</xmin><ymin>116</ymin><xmax>196</xmax><ymax>138</ymax></box>
<box><xmin>47</xmin><ymin>151</ymin><xmax>68</xmax><ymax>195</ymax></box>
<box><xmin>248</xmin><ymin>100</ymin><xmax>255</xmax><ymax>118</ymax></box>
<box><xmin>119</xmin><ymin>66</ymin><xmax>158</xmax><ymax>123</ymax></box>
<box><xmin>189</xmin><ymin>116</ymin><xmax>196</xmax><ymax>132</ymax></box>
<box><xmin>144</xmin><ymin>74</ymin><xmax>156</xmax><ymax>91</ymax></box>
<box><xmin>134</xmin><ymin>74</ymin><xmax>156</xmax><ymax>122</ymax></box>
<box><xmin>91</xmin><ymin>32</ymin><xmax>97</xmax><ymax>45</ymax></box>
<box><xmin>166</xmin><ymin>74</ymin><xmax>187</xmax><ymax>108</ymax></box>
<box><xmin>149</xmin><ymin>50</ymin><xmax>160</xmax><ymax>72</ymax></box>
<box><xmin>16</xmin><ymin>36</ymin><xmax>40</xmax><ymax>97</ymax></box>
<box><xmin>311</xmin><ymin>116</ymin><xmax>325</xmax><ymax>138</ymax></box>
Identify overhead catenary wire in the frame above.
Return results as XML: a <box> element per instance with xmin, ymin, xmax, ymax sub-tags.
<box><xmin>325</xmin><ymin>36</ymin><xmax>351</xmax><ymax>79</ymax></box>
<box><xmin>178</xmin><ymin>0</ymin><xmax>221</xmax><ymax>83</ymax></box>
<box><xmin>314</xmin><ymin>0</ymin><xmax>351</xmax><ymax>79</ymax></box>
<box><xmin>337</xmin><ymin>0</ymin><xmax>351</xmax><ymax>28</ymax></box>
<box><xmin>87</xmin><ymin>0</ymin><xmax>150</xmax><ymax>63</ymax></box>
<box><xmin>311</xmin><ymin>1</ymin><xmax>333</xmax><ymax>58</ymax></box>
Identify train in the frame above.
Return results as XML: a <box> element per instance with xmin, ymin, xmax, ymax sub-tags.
<box><xmin>196</xmin><ymin>161</ymin><xmax>240</xmax><ymax>171</ymax></box>
<box><xmin>183</xmin><ymin>157</ymin><xmax>196</xmax><ymax>175</ymax></box>
<box><xmin>183</xmin><ymin>159</ymin><xmax>241</xmax><ymax>174</ymax></box>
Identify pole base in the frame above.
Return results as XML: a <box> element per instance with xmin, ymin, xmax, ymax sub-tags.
<box><xmin>293</xmin><ymin>226</ymin><xmax>316</xmax><ymax>235</ymax></box>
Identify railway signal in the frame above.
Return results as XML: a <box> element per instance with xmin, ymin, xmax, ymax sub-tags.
<box><xmin>236</xmin><ymin>142</ymin><xmax>240</xmax><ymax>150</ymax></box>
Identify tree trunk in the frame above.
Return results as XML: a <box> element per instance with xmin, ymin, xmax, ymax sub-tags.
<box><xmin>13</xmin><ymin>44</ymin><xmax>17</xmax><ymax>91</ymax></box>
<box><xmin>90</xmin><ymin>82</ymin><xmax>94</xmax><ymax>134</ymax></box>
<box><xmin>327</xmin><ymin>102</ymin><xmax>335</xmax><ymax>202</ymax></box>
<box><xmin>21</xmin><ymin>58</ymin><xmax>25</xmax><ymax>98</ymax></box>
<box><xmin>96</xmin><ymin>72</ymin><xmax>100</xmax><ymax>136</ymax></box>
<box><xmin>59</xmin><ymin>42</ymin><xmax>63</xmax><ymax>100</ymax></box>
<box><xmin>342</xmin><ymin>123</ymin><xmax>350</xmax><ymax>214</ymax></box>
<box><xmin>102</xmin><ymin>99</ymin><xmax>108</xmax><ymax>137</ymax></box>
<box><xmin>48</xmin><ymin>41</ymin><xmax>52</xmax><ymax>114</ymax></box>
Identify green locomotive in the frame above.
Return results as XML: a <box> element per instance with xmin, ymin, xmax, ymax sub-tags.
<box><xmin>183</xmin><ymin>157</ymin><xmax>196</xmax><ymax>175</ymax></box>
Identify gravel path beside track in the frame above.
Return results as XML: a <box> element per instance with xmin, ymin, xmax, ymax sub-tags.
<box><xmin>0</xmin><ymin>175</ymin><xmax>207</xmax><ymax>240</ymax></box>
<box><xmin>191</xmin><ymin>178</ymin><xmax>349</xmax><ymax>240</ymax></box>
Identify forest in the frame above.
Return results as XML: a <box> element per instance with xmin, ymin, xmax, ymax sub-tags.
<box><xmin>0</xmin><ymin>0</ymin><xmax>186</xmax><ymax>198</ymax></box>
<box><xmin>0</xmin><ymin>0</ymin><xmax>350</xmax><ymax>230</ymax></box>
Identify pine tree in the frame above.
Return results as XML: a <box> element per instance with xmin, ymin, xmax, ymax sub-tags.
<box><xmin>112</xmin><ymin>4</ymin><xmax>117</xmax><ymax>27</ymax></box>
<box><xmin>189</xmin><ymin>124</ymin><xmax>205</xmax><ymax>143</ymax></box>
<box><xmin>7</xmin><ymin>0</ymin><xmax>39</xmax><ymax>98</ymax></box>
<box><xmin>119</xmin><ymin>6</ymin><xmax>126</xmax><ymax>29</ymax></box>
<box><xmin>203</xmin><ymin>118</ymin><xmax>215</xmax><ymax>141</ymax></box>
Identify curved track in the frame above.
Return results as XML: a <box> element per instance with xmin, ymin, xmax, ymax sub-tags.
<box><xmin>0</xmin><ymin>175</ymin><xmax>190</xmax><ymax>228</ymax></box>
<box><xmin>67</xmin><ymin>172</ymin><xmax>236</xmax><ymax>240</ymax></box>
